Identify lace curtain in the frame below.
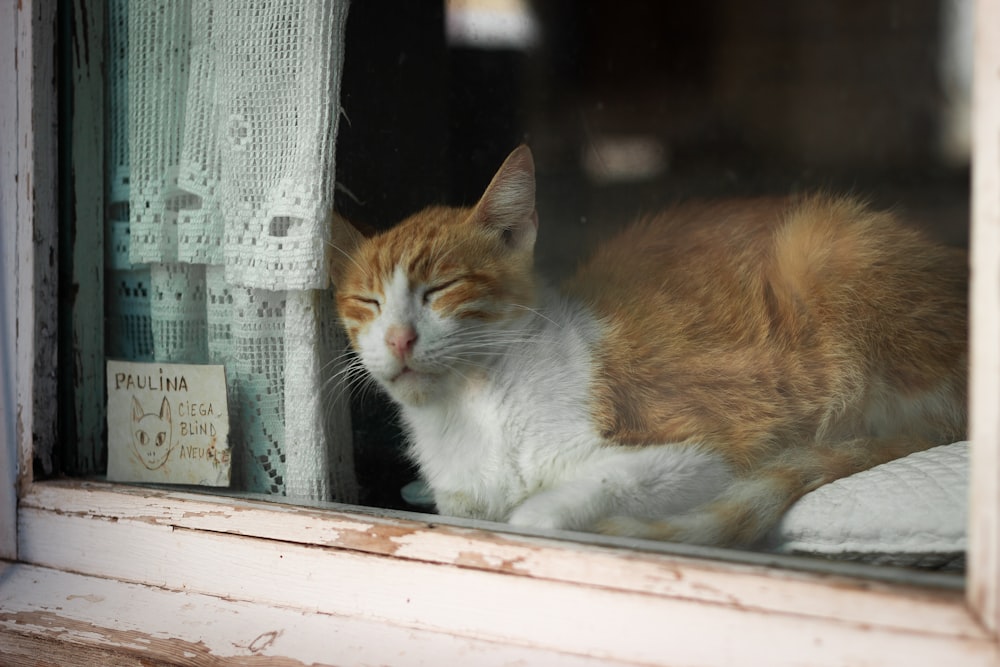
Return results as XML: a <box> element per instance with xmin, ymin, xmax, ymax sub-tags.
<box><xmin>106</xmin><ymin>0</ymin><xmax>357</xmax><ymax>503</ymax></box>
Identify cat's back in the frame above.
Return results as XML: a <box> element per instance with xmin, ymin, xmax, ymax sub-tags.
<box><xmin>566</xmin><ymin>194</ymin><xmax>967</xmax><ymax>452</ymax></box>
<box><xmin>568</xmin><ymin>193</ymin><xmax>964</xmax><ymax>336</ymax></box>
<box><xmin>566</xmin><ymin>197</ymin><xmax>787</xmax><ymax>320</ymax></box>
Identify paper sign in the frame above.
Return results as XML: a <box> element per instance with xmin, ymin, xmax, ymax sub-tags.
<box><xmin>106</xmin><ymin>360</ymin><xmax>231</xmax><ymax>486</ymax></box>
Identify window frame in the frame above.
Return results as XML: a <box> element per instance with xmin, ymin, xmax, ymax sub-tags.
<box><xmin>3</xmin><ymin>1</ymin><xmax>1000</xmax><ymax>664</ymax></box>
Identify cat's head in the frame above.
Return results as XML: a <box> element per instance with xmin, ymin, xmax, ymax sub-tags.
<box><xmin>330</xmin><ymin>145</ymin><xmax>539</xmax><ymax>406</ymax></box>
<box><xmin>131</xmin><ymin>395</ymin><xmax>173</xmax><ymax>470</ymax></box>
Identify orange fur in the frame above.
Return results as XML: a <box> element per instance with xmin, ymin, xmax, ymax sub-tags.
<box><xmin>570</xmin><ymin>194</ymin><xmax>966</xmax><ymax>458</ymax></box>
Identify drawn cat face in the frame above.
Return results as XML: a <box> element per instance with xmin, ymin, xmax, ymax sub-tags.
<box><xmin>330</xmin><ymin>146</ymin><xmax>539</xmax><ymax>406</ymax></box>
<box><xmin>131</xmin><ymin>396</ymin><xmax>174</xmax><ymax>470</ymax></box>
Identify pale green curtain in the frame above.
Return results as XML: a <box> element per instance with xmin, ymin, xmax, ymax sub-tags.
<box><xmin>107</xmin><ymin>0</ymin><xmax>357</xmax><ymax>503</ymax></box>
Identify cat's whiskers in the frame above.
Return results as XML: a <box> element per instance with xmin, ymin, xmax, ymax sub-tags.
<box><xmin>432</xmin><ymin>357</ymin><xmax>488</xmax><ymax>385</ymax></box>
<box><xmin>507</xmin><ymin>302</ymin><xmax>562</xmax><ymax>329</ymax></box>
<box><xmin>321</xmin><ymin>350</ymin><xmax>379</xmax><ymax>407</ymax></box>
<box><xmin>327</xmin><ymin>240</ymin><xmax>373</xmax><ymax>282</ymax></box>
<box><xmin>325</xmin><ymin>361</ymin><xmax>369</xmax><ymax>394</ymax></box>
<box><xmin>446</xmin><ymin>317</ymin><xmax>547</xmax><ymax>339</ymax></box>
<box><xmin>321</xmin><ymin>363</ymin><xmax>366</xmax><ymax>405</ymax></box>
<box><xmin>446</xmin><ymin>330</ymin><xmax>545</xmax><ymax>346</ymax></box>
<box><xmin>439</xmin><ymin>333</ymin><xmax>546</xmax><ymax>361</ymax></box>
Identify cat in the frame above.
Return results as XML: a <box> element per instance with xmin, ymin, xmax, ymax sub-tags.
<box><xmin>131</xmin><ymin>395</ymin><xmax>175</xmax><ymax>471</ymax></box>
<box><xmin>329</xmin><ymin>145</ymin><xmax>967</xmax><ymax>548</ymax></box>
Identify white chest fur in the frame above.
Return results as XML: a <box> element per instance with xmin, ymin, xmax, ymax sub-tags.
<box><xmin>400</xmin><ymin>295</ymin><xmax>606</xmax><ymax>521</ymax></box>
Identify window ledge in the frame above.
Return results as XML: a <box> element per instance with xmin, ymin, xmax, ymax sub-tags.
<box><xmin>9</xmin><ymin>480</ymin><xmax>998</xmax><ymax>666</ymax></box>
<box><xmin>0</xmin><ymin>561</ymin><xmax>623</xmax><ymax>666</ymax></box>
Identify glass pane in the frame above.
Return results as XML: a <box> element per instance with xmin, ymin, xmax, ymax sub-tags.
<box><xmin>59</xmin><ymin>0</ymin><xmax>970</xmax><ymax>576</ymax></box>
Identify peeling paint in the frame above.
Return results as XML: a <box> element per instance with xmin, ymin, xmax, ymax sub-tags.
<box><xmin>391</xmin><ymin>532</ymin><xmax>530</xmax><ymax>574</ymax></box>
<box><xmin>16</xmin><ymin>481</ymin><xmax>985</xmax><ymax>646</ymax></box>
<box><xmin>1</xmin><ymin>611</ymin><xmax>314</xmax><ymax>666</ymax></box>
<box><xmin>247</xmin><ymin>629</ymin><xmax>281</xmax><ymax>653</ymax></box>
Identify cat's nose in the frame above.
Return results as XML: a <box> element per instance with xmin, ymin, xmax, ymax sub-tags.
<box><xmin>385</xmin><ymin>325</ymin><xmax>418</xmax><ymax>360</ymax></box>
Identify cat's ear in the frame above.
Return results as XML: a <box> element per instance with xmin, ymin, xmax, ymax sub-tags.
<box><xmin>473</xmin><ymin>145</ymin><xmax>538</xmax><ymax>252</ymax></box>
<box><xmin>132</xmin><ymin>396</ymin><xmax>144</xmax><ymax>422</ymax></box>
<box><xmin>159</xmin><ymin>397</ymin><xmax>171</xmax><ymax>422</ymax></box>
<box><xmin>328</xmin><ymin>212</ymin><xmax>367</xmax><ymax>285</ymax></box>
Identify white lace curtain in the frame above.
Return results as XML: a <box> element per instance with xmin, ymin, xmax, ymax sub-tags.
<box><xmin>106</xmin><ymin>0</ymin><xmax>357</xmax><ymax>503</ymax></box>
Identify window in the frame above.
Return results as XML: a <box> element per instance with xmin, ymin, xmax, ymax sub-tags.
<box><xmin>3</xmin><ymin>1</ymin><xmax>999</xmax><ymax>664</ymax></box>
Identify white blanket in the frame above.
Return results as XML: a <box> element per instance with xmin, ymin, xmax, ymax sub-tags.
<box><xmin>767</xmin><ymin>442</ymin><xmax>968</xmax><ymax>569</ymax></box>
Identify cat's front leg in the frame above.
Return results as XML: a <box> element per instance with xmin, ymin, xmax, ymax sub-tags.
<box><xmin>507</xmin><ymin>483</ymin><xmax>607</xmax><ymax>532</ymax></box>
<box><xmin>434</xmin><ymin>487</ymin><xmax>513</xmax><ymax>523</ymax></box>
<box><xmin>508</xmin><ymin>443</ymin><xmax>734</xmax><ymax>533</ymax></box>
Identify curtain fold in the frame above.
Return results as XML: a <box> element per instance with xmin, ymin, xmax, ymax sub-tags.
<box><xmin>107</xmin><ymin>0</ymin><xmax>154</xmax><ymax>364</ymax></box>
<box><xmin>110</xmin><ymin>0</ymin><xmax>357</xmax><ymax>503</ymax></box>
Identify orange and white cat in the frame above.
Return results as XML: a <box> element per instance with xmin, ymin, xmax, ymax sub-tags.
<box><xmin>330</xmin><ymin>145</ymin><xmax>967</xmax><ymax>547</ymax></box>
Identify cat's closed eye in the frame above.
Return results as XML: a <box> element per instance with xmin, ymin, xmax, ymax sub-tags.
<box><xmin>422</xmin><ymin>279</ymin><xmax>462</xmax><ymax>304</ymax></box>
<box><xmin>348</xmin><ymin>295</ymin><xmax>381</xmax><ymax>312</ymax></box>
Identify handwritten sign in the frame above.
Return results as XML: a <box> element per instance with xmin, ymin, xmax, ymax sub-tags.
<box><xmin>106</xmin><ymin>360</ymin><xmax>231</xmax><ymax>486</ymax></box>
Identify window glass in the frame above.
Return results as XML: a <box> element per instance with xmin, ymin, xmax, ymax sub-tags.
<box><xmin>59</xmin><ymin>0</ymin><xmax>971</xmax><ymax>574</ymax></box>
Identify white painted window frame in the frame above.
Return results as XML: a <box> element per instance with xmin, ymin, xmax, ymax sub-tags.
<box><xmin>2</xmin><ymin>1</ymin><xmax>999</xmax><ymax>664</ymax></box>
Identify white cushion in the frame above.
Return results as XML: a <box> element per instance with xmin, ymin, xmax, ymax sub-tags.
<box><xmin>766</xmin><ymin>442</ymin><xmax>967</xmax><ymax>569</ymax></box>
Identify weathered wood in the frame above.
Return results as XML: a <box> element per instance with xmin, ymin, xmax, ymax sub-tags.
<box><xmin>10</xmin><ymin>507</ymin><xmax>998</xmax><ymax>666</ymax></box>
<box><xmin>969</xmin><ymin>0</ymin><xmax>1000</xmax><ymax>636</ymax></box>
<box><xmin>2</xmin><ymin>0</ymin><xmax>59</xmax><ymax>561</ymax></box>
<box><xmin>65</xmin><ymin>0</ymin><xmax>106</xmax><ymax>475</ymax></box>
<box><xmin>0</xmin><ymin>633</ymin><xmax>179</xmax><ymax>667</ymax></box>
<box><xmin>15</xmin><ymin>0</ymin><xmax>59</xmax><ymax>487</ymax></box>
<box><xmin>0</xmin><ymin>0</ymin><xmax>21</xmax><ymax>561</ymax></box>
<box><xmin>0</xmin><ymin>562</ymin><xmax>634</xmax><ymax>667</ymax></box>
<box><xmin>20</xmin><ymin>481</ymin><xmax>980</xmax><ymax>642</ymax></box>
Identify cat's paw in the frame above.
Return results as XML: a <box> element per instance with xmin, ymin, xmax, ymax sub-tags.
<box><xmin>596</xmin><ymin>516</ymin><xmax>678</xmax><ymax>541</ymax></box>
<box><xmin>508</xmin><ymin>502</ymin><xmax>572</xmax><ymax>531</ymax></box>
<box><xmin>508</xmin><ymin>491</ymin><xmax>595</xmax><ymax>532</ymax></box>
